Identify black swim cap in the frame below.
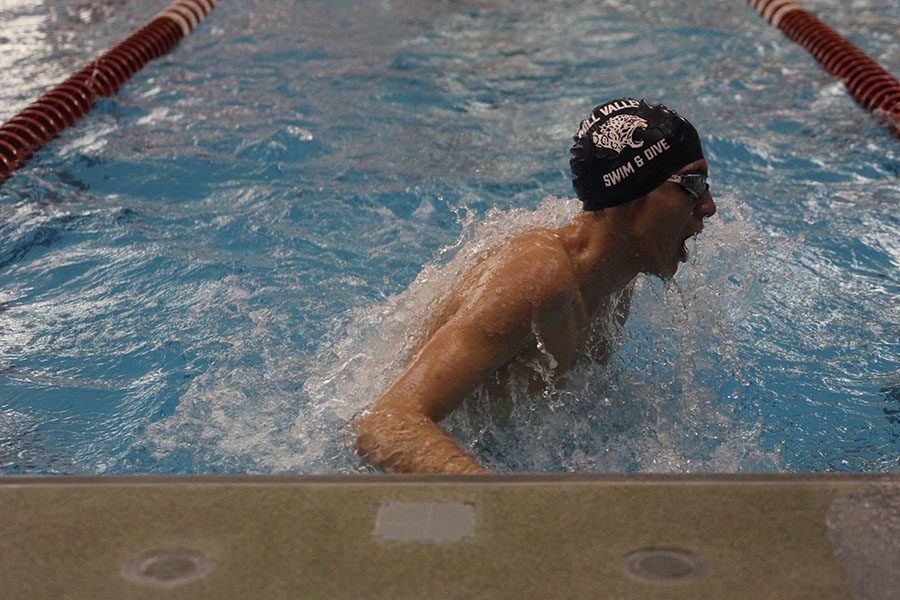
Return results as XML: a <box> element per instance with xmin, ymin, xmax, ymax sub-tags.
<box><xmin>570</xmin><ymin>98</ymin><xmax>704</xmax><ymax>210</ymax></box>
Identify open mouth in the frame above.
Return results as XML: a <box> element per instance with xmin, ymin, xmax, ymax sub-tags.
<box><xmin>679</xmin><ymin>226</ymin><xmax>704</xmax><ymax>263</ymax></box>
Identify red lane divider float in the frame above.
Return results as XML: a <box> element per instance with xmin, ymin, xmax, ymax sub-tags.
<box><xmin>748</xmin><ymin>0</ymin><xmax>899</xmax><ymax>139</ymax></box>
<box><xmin>0</xmin><ymin>0</ymin><xmax>220</xmax><ymax>186</ymax></box>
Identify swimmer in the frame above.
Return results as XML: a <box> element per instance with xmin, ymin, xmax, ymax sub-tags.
<box><xmin>354</xmin><ymin>98</ymin><xmax>717</xmax><ymax>474</ymax></box>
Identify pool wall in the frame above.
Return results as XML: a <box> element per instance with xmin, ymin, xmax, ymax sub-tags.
<box><xmin>2</xmin><ymin>474</ymin><xmax>898</xmax><ymax>599</ymax></box>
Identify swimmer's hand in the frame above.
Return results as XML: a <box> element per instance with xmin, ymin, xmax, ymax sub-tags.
<box><xmin>355</xmin><ymin>408</ymin><xmax>488</xmax><ymax>474</ymax></box>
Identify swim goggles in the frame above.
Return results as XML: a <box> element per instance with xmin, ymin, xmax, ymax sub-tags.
<box><xmin>667</xmin><ymin>173</ymin><xmax>709</xmax><ymax>200</ymax></box>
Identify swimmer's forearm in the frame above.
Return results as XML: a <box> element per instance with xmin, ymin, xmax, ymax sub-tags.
<box><xmin>355</xmin><ymin>408</ymin><xmax>488</xmax><ymax>475</ymax></box>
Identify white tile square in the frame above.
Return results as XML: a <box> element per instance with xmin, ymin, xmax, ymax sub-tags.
<box><xmin>373</xmin><ymin>502</ymin><xmax>475</xmax><ymax>542</ymax></box>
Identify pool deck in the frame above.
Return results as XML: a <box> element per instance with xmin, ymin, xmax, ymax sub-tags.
<box><xmin>1</xmin><ymin>473</ymin><xmax>898</xmax><ymax>599</ymax></box>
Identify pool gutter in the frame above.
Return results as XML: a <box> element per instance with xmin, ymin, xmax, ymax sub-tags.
<box><xmin>2</xmin><ymin>473</ymin><xmax>897</xmax><ymax>599</ymax></box>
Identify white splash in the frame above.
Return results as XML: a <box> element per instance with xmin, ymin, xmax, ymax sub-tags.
<box><xmin>300</xmin><ymin>194</ymin><xmax>781</xmax><ymax>473</ymax></box>
<box><xmin>142</xmin><ymin>194</ymin><xmax>782</xmax><ymax>473</ymax></box>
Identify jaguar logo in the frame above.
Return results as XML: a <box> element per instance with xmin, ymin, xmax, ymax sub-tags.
<box><xmin>592</xmin><ymin>114</ymin><xmax>648</xmax><ymax>154</ymax></box>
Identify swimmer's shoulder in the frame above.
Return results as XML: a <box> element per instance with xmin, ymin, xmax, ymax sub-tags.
<box><xmin>503</xmin><ymin>229</ymin><xmax>577</xmax><ymax>282</ymax></box>
<box><xmin>469</xmin><ymin>229</ymin><xmax>578</xmax><ymax>312</ymax></box>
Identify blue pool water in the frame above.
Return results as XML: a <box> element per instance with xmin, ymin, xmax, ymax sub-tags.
<box><xmin>0</xmin><ymin>0</ymin><xmax>897</xmax><ymax>474</ymax></box>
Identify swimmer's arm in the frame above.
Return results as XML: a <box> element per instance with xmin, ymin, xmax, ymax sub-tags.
<box><xmin>355</xmin><ymin>253</ymin><xmax>573</xmax><ymax>474</ymax></box>
<box><xmin>355</xmin><ymin>312</ymin><xmax>530</xmax><ymax>474</ymax></box>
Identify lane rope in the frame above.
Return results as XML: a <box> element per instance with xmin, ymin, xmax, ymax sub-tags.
<box><xmin>0</xmin><ymin>0</ymin><xmax>220</xmax><ymax>186</ymax></box>
<box><xmin>3</xmin><ymin>0</ymin><xmax>895</xmax><ymax>187</ymax></box>
<box><xmin>748</xmin><ymin>0</ymin><xmax>899</xmax><ymax>139</ymax></box>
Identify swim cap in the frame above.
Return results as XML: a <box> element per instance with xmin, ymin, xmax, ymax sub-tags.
<box><xmin>570</xmin><ymin>98</ymin><xmax>704</xmax><ymax>210</ymax></box>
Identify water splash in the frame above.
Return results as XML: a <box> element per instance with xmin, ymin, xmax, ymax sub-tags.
<box><xmin>301</xmin><ymin>194</ymin><xmax>783</xmax><ymax>473</ymax></box>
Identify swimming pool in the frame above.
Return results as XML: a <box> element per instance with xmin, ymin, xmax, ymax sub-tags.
<box><xmin>1</xmin><ymin>0</ymin><xmax>897</xmax><ymax>475</ymax></box>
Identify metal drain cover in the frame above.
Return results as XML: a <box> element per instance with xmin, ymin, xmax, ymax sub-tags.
<box><xmin>622</xmin><ymin>548</ymin><xmax>707</xmax><ymax>583</ymax></box>
<box><xmin>123</xmin><ymin>549</ymin><xmax>213</xmax><ymax>588</ymax></box>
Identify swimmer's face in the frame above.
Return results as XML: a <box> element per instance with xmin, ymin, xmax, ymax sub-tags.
<box><xmin>629</xmin><ymin>158</ymin><xmax>716</xmax><ymax>279</ymax></box>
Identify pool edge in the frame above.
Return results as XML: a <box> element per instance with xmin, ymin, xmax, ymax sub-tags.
<box><xmin>2</xmin><ymin>473</ymin><xmax>897</xmax><ymax>599</ymax></box>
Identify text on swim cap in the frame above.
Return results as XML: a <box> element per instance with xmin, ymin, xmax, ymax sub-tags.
<box><xmin>602</xmin><ymin>138</ymin><xmax>671</xmax><ymax>188</ymax></box>
<box><xmin>598</xmin><ymin>98</ymin><xmax>640</xmax><ymax>117</ymax></box>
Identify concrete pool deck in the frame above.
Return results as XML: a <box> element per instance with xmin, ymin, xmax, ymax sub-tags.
<box><xmin>1</xmin><ymin>474</ymin><xmax>898</xmax><ymax>599</ymax></box>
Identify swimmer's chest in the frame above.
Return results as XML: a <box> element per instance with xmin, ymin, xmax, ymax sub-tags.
<box><xmin>497</xmin><ymin>302</ymin><xmax>589</xmax><ymax>385</ymax></box>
